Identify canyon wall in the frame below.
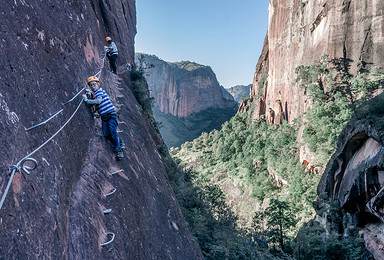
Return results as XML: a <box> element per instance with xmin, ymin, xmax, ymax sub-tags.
<box><xmin>250</xmin><ymin>0</ymin><xmax>384</xmax><ymax>124</ymax></box>
<box><xmin>317</xmin><ymin>93</ymin><xmax>384</xmax><ymax>260</ymax></box>
<box><xmin>248</xmin><ymin>1</ymin><xmax>384</xmax><ymax>258</ymax></box>
<box><xmin>136</xmin><ymin>54</ymin><xmax>237</xmax><ymax>117</ymax></box>
<box><xmin>0</xmin><ymin>1</ymin><xmax>202</xmax><ymax>259</ymax></box>
<box><xmin>226</xmin><ymin>84</ymin><xmax>251</xmax><ymax>103</ymax></box>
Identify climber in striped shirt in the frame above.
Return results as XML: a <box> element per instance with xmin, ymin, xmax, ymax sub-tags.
<box><xmin>105</xmin><ymin>36</ymin><xmax>118</xmax><ymax>74</ymax></box>
<box><xmin>82</xmin><ymin>76</ymin><xmax>125</xmax><ymax>160</ymax></box>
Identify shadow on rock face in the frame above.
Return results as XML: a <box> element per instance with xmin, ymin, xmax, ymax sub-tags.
<box><xmin>317</xmin><ymin>92</ymin><xmax>384</xmax><ymax>258</ymax></box>
<box><xmin>327</xmin><ymin>132</ymin><xmax>384</xmax><ymax>222</ymax></box>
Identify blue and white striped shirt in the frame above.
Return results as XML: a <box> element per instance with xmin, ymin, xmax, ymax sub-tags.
<box><xmin>108</xmin><ymin>42</ymin><xmax>118</xmax><ymax>55</ymax></box>
<box><xmin>94</xmin><ymin>88</ymin><xmax>115</xmax><ymax>115</ymax></box>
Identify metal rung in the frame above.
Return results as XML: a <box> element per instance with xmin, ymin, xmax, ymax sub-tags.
<box><xmin>101</xmin><ymin>232</ymin><xmax>115</xmax><ymax>247</ymax></box>
<box><xmin>103</xmin><ymin>209</ymin><xmax>112</xmax><ymax>214</ymax></box>
<box><xmin>110</xmin><ymin>169</ymin><xmax>124</xmax><ymax>175</ymax></box>
<box><xmin>104</xmin><ymin>188</ymin><xmax>116</xmax><ymax>197</ymax></box>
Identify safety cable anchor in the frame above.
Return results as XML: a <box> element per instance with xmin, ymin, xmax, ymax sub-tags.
<box><xmin>9</xmin><ymin>165</ymin><xmax>20</xmax><ymax>175</ymax></box>
<box><xmin>19</xmin><ymin>158</ymin><xmax>38</xmax><ymax>175</ymax></box>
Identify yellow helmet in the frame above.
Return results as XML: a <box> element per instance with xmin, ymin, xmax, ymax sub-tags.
<box><xmin>105</xmin><ymin>37</ymin><xmax>111</xmax><ymax>42</ymax></box>
<box><xmin>87</xmin><ymin>76</ymin><xmax>99</xmax><ymax>84</ymax></box>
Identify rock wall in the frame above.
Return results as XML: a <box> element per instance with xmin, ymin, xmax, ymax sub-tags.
<box><xmin>249</xmin><ymin>0</ymin><xmax>384</xmax><ymax>124</ymax></box>
<box><xmin>226</xmin><ymin>84</ymin><xmax>251</xmax><ymax>103</ymax></box>
<box><xmin>136</xmin><ymin>54</ymin><xmax>237</xmax><ymax>117</ymax></box>
<box><xmin>317</xmin><ymin>93</ymin><xmax>384</xmax><ymax>259</ymax></box>
<box><xmin>0</xmin><ymin>1</ymin><xmax>202</xmax><ymax>259</ymax></box>
<box><xmin>250</xmin><ymin>1</ymin><xmax>384</xmax><ymax>257</ymax></box>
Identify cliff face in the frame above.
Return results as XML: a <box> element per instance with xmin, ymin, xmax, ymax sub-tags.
<box><xmin>245</xmin><ymin>1</ymin><xmax>384</xmax><ymax>257</ymax></box>
<box><xmin>250</xmin><ymin>0</ymin><xmax>384</xmax><ymax>124</ymax></box>
<box><xmin>136</xmin><ymin>54</ymin><xmax>237</xmax><ymax>117</ymax></box>
<box><xmin>317</xmin><ymin>94</ymin><xmax>384</xmax><ymax>259</ymax></box>
<box><xmin>0</xmin><ymin>1</ymin><xmax>202</xmax><ymax>259</ymax></box>
<box><xmin>226</xmin><ymin>84</ymin><xmax>251</xmax><ymax>103</ymax></box>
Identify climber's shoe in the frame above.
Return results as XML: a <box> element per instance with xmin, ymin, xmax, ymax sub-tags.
<box><xmin>116</xmin><ymin>148</ymin><xmax>124</xmax><ymax>161</ymax></box>
<box><xmin>119</xmin><ymin>139</ymin><xmax>125</xmax><ymax>149</ymax></box>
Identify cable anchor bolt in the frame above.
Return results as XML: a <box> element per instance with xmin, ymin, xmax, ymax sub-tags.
<box><xmin>20</xmin><ymin>158</ymin><xmax>38</xmax><ymax>175</ymax></box>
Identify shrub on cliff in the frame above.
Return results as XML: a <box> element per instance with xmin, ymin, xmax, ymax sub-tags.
<box><xmin>172</xmin><ymin>103</ymin><xmax>319</xmax><ymax>256</ymax></box>
<box><xmin>293</xmin><ymin>218</ymin><xmax>372</xmax><ymax>259</ymax></box>
<box><xmin>295</xmin><ymin>54</ymin><xmax>384</xmax><ymax>164</ymax></box>
<box><xmin>130</xmin><ymin>69</ymin><xmax>153</xmax><ymax>114</ymax></box>
<box><xmin>170</xmin><ymin>56</ymin><xmax>384</xmax><ymax>258</ymax></box>
<box><xmin>161</xmin><ymin>148</ymin><xmax>277</xmax><ymax>259</ymax></box>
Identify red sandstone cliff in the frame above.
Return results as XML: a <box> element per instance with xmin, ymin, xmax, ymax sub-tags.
<box><xmin>0</xmin><ymin>1</ymin><xmax>202</xmax><ymax>259</ymax></box>
<box><xmin>244</xmin><ymin>0</ymin><xmax>384</xmax><ymax>175</ymax></box>
<box><xmin>136</xmin><ymin>54</ymin><xmax>237</xmax><ymax>117</ymax></box>
<box><xmin>247</xmin><ymin>1</ymin><xmax>384</xmax><ymax>258</ymax></box>
<box><xmin>249</xmin><ymin>0</ymin><xmax>384</xmax><ymax>124</ymax></box>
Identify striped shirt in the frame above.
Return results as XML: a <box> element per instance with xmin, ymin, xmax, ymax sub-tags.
<box><xmin>108</xmin><ymin>42</ymin><xmax>118</xmax><ymax>55</ymax></box>
<box><xmin>94</xmin><ymin>88</ymin><xmax>115</xmax><ymax>115</ymax></box>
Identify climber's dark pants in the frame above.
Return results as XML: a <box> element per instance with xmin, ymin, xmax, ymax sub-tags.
<box><xmin>107</xmin><ymin>54</ymin><xmax>118</xmax><ymax>74</ymax></box>
<box><xmin>101</xmin><ymin>112</ymin><xmax>121</xmax><ymax>151</ymax></box>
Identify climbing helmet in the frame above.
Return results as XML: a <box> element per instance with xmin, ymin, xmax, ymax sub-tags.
<box><xmin>87</xmin><ymin>76</ymin><xmax>99</xmax><ymax>85</ymax></box>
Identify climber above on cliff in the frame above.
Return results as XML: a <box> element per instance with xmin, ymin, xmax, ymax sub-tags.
<box><xmin>105</xmin><ymin>37</ymin><xmax>118</xmax><ymax>74</ymax></box>
<box><xmin>82</xmin><ymin>76</ymin><xmax>125</xmax><ymax>160</ymax></box>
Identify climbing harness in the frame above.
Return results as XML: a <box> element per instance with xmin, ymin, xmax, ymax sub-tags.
<box><xmin>0</xmin><ymin>49</ymin><xmax>109</xmax><ymax>210</ymax></box>
<box><xmin>1</xmin><ymin>48</ymin><xmax>120</xmax><ymax>249</ymax></box>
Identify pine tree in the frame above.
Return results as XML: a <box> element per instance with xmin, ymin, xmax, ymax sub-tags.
<box><xmin>265</xmin><ymin>199</ymin><xmax>297</xmax><ymax>251</ymax></box>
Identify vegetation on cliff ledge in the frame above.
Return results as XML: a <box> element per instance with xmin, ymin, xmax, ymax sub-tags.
<box><xmin>169</xmin><ymin>60</ymin><xmax>206</xmax><ymax>71</ymax></box>
<box><xmin>168</xmin><ymin>55</ymin><xmax>384</xmax><ymax>258</ymax></box>
<box><xmin>172</xmin><ymin>103</ymin><xmax>317</xmax><ymax>252</ymax></box>
<box><xmin>296</xmin><ymin>54</ymin><xmax>384</xmax><ymax>164</ymax></box>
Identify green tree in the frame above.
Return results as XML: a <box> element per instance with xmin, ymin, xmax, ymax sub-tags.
<box><xmin>265</xmin><ymin>199</ymin><xmax>297</xmax><ymax>252</ymax></box>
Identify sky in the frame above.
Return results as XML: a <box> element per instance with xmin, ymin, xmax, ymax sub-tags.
<box><xmin>135</xmin><ymin>0</ymin><xmax>269</xmax><ymax>89</ymax></box>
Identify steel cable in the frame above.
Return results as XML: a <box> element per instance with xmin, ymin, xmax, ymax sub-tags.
<box><xmin>29</xmin><ymin>51</ymin><xmax>107</xmax><ymax>129</ymax></box>
<box><xmin>0</xmin><ymin>49</ymin><xmax>107</xmax><ymax>210</ymax></box>
<box><xmin>0</xmin><ymin>99</ymin><xmax>84</xmax><ymax>210</ymax></box>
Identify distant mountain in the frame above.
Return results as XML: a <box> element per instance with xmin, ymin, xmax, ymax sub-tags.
<box><xmin>135</xmin><ymin>53</ymin><xmax>237</xmax><ymax>147</ymax></box>
<box><xmin>226</xmin><ymin>84</ymin><xmax>251</xmax><ymax>103</ymax></box>
<box><xmin>135</xmin><ymin>53</ymin><xmax>237</xmax><ymax>117</ymax></box>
